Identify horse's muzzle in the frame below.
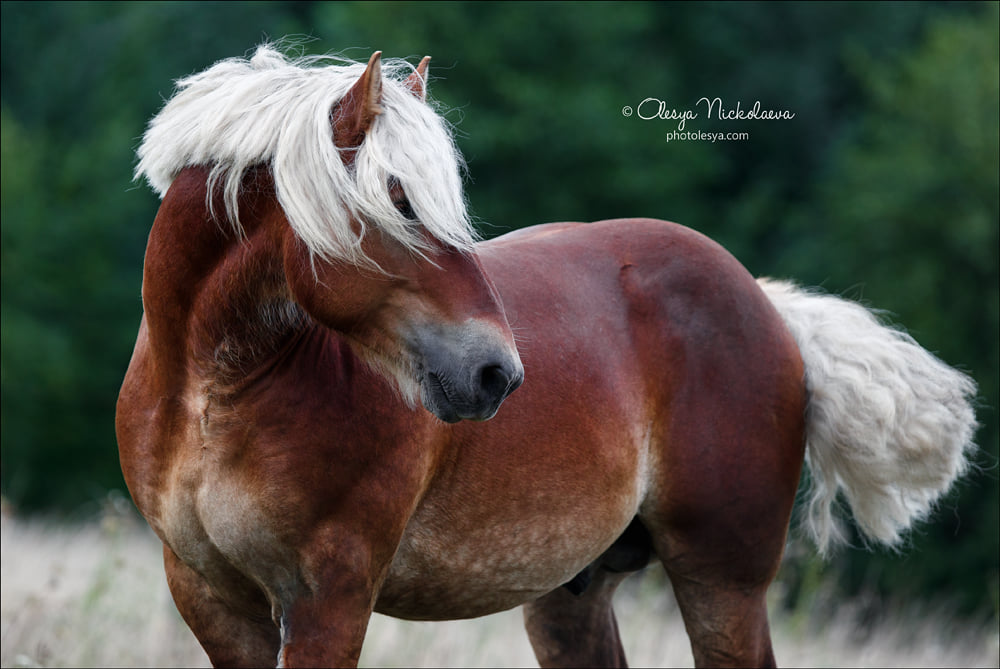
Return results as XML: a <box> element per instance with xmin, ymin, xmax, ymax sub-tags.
<box><xmin>415</xmin><ymin>323</ymin><xmax>523</xmax><ymax>423</ymax></box>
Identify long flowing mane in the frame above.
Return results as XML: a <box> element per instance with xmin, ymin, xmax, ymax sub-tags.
<box><xmin>134</xmin><ymin>45</ymin><xmax>476</xmax><ymax>263</ymax></box>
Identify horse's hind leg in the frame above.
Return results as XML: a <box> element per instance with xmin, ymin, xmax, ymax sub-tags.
<box><xmin>666</xmin><ymin>571</ymin><xmax>776</xmax><ymax>667</ymax></box>
<box><xmin>523</xmin><ymin>569</ymin><xmax>630</xmax><ymax>668</ymax></box>
<box><xmin>163</xmin><ymin>545</ymin><xmax>280</xmax><ymax>667</ymax></box>
<box><xmin>644</xmin><ymin>436</ymin><xmax>800</xmax><ymax>668</ymax></box>
<box><xmin>644</xmin><ymin>444</ymin><xmax>796</xmax><ymax>669</ymax></box>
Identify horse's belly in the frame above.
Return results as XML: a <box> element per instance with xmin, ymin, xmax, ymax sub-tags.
<box><xmin>375</xmin><ymin>427</ymin><xmax>647</xmax><ymax>620</ymax></box>
<box><xmin>376</xmin><ymin>509</ymin><xmax>623</xmax><ymax>620</ymax></box>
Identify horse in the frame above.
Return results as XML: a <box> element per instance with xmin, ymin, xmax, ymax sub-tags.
<box><xmin>117</xmin><ymin>46</ymin><xmax>978</xmax><ymax>668</ymax></box>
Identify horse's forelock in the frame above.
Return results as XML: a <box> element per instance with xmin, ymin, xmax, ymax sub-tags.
<box><xmin>135</xmin><ymin>45</ymin><xmax>476</xmax><ymax>267</ymax></box>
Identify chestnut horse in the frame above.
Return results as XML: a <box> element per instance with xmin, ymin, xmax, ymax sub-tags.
<box><xmin>117</xmin><ymin>46</ymin><xmax>977</xmax><ymax>668</ymax></box>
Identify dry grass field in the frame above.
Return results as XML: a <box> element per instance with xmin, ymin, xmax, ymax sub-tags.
<box><xmin>1</xmin><ymin>506</ymin><xmax>996</xmax><ymax>668</ymax></box>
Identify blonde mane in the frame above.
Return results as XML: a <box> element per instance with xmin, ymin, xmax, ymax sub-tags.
<box><xmin>134</xmin><ymin>45</ymin><xmax>476</xmax><ymax>263</ymax></box>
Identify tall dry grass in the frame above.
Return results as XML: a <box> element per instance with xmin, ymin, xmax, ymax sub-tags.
<box><xmin>2</xmin><ymin>505</ymin><xmax>996</xmax><ymax>668</ymax></box>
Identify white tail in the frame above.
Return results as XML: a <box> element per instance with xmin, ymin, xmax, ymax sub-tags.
<box><xmin>757</xmin><ymin>278</ymin><xmax>978</xmax><ymax>556</ymax></box>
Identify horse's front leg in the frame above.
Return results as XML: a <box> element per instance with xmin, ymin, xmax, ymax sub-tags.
<box><xmin>276</xmin><ymin>528</ymin><xmax>395</xmax><ymax>668</ymax></box>
<box><xmin>163</xmin><ymin>544</ymin><xmax>281</xmax><ymax>668</ymax></box>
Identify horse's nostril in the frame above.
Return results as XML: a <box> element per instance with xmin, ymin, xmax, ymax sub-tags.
<box><xmin>477</xmin><ymin>361</ymin><xmax>524</xmax><ymax>403</ymax></box>
<box><xmin>479</xmin><ymin>364</ymin><xmax>510</xmax><ymax>399</ymax></box>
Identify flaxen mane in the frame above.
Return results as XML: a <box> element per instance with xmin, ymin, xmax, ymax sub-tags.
<box><xmin>135</xmin><ymin>45</ymin><xmax>475</xmax><ymax>264</ymax></box>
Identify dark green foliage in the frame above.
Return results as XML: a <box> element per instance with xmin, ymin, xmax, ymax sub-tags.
<box><xmin>1</xmin><ymin>1</ymin><xmax>996</xmax><ymax>616</ymax></box>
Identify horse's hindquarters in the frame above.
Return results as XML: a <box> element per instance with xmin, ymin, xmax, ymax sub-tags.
<box><xmin>475</xmin><ymin>220</ymin><xmax>804</xmax><ymax>667</ymax></box>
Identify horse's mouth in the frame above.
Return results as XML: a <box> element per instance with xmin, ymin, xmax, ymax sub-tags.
<box><xmin>420</xmin><ymin>371</ymin><xmax>463</xmax><ymax>423</ymax></box>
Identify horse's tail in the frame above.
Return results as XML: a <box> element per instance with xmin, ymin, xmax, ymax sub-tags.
<box><xmin>757</xmin><ymin>278</ymin><xmax>978</xmax><ymax>556</ymax></box>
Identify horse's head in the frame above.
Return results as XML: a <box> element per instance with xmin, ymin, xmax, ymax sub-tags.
<box><xmin>137</xmin><ymin>47</ymin><xmax>522</xmax><ymax>421</ymax></box>
<box><xmin>266</xmin><ymin>50</ymin><xmax>523</xmax><ymax>422</ymax></box>
<box><xmin>284</xmin><ymin>224</ymin><xmax>523</xmax><ymax>424</ymax></box>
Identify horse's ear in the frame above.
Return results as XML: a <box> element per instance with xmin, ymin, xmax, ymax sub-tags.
<box><xmin>405</xmin><ymin>56</ymin><xmax>431</xmax><ymax>101</ymax></box>
<box><xmin>332</xmin><ymin>51</ymin><xmax>384</xmax><ymax>150</ymax></box>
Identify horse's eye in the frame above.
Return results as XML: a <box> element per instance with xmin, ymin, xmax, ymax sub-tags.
<box><xmin>394</xmin><ymin>199</ymin><xmax>417</xmax><ymax>221</ymax></box>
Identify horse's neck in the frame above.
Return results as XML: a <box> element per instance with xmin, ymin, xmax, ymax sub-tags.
<box><xmin>141</xmin><ymin>167</ymin><xmax>304</xmax><ymax>394</ymax></box>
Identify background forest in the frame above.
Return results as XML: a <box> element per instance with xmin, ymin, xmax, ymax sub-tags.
<box><xmin>2</xmin><ymin>0</ymin><xmax>997</xmax><ymax>625</ymax></box>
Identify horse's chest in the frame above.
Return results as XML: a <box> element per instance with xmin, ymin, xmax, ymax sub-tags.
<box><xmin>150</xmin><ymin>396</ymin><xmax>300</xmax><ymax>601</ymax></box>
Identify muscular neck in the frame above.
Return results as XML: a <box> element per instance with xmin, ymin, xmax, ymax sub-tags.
<box><xmin>141</xmin><ymin>167</ymin><xmax>307</xmax><ymax>396</ymax></box>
